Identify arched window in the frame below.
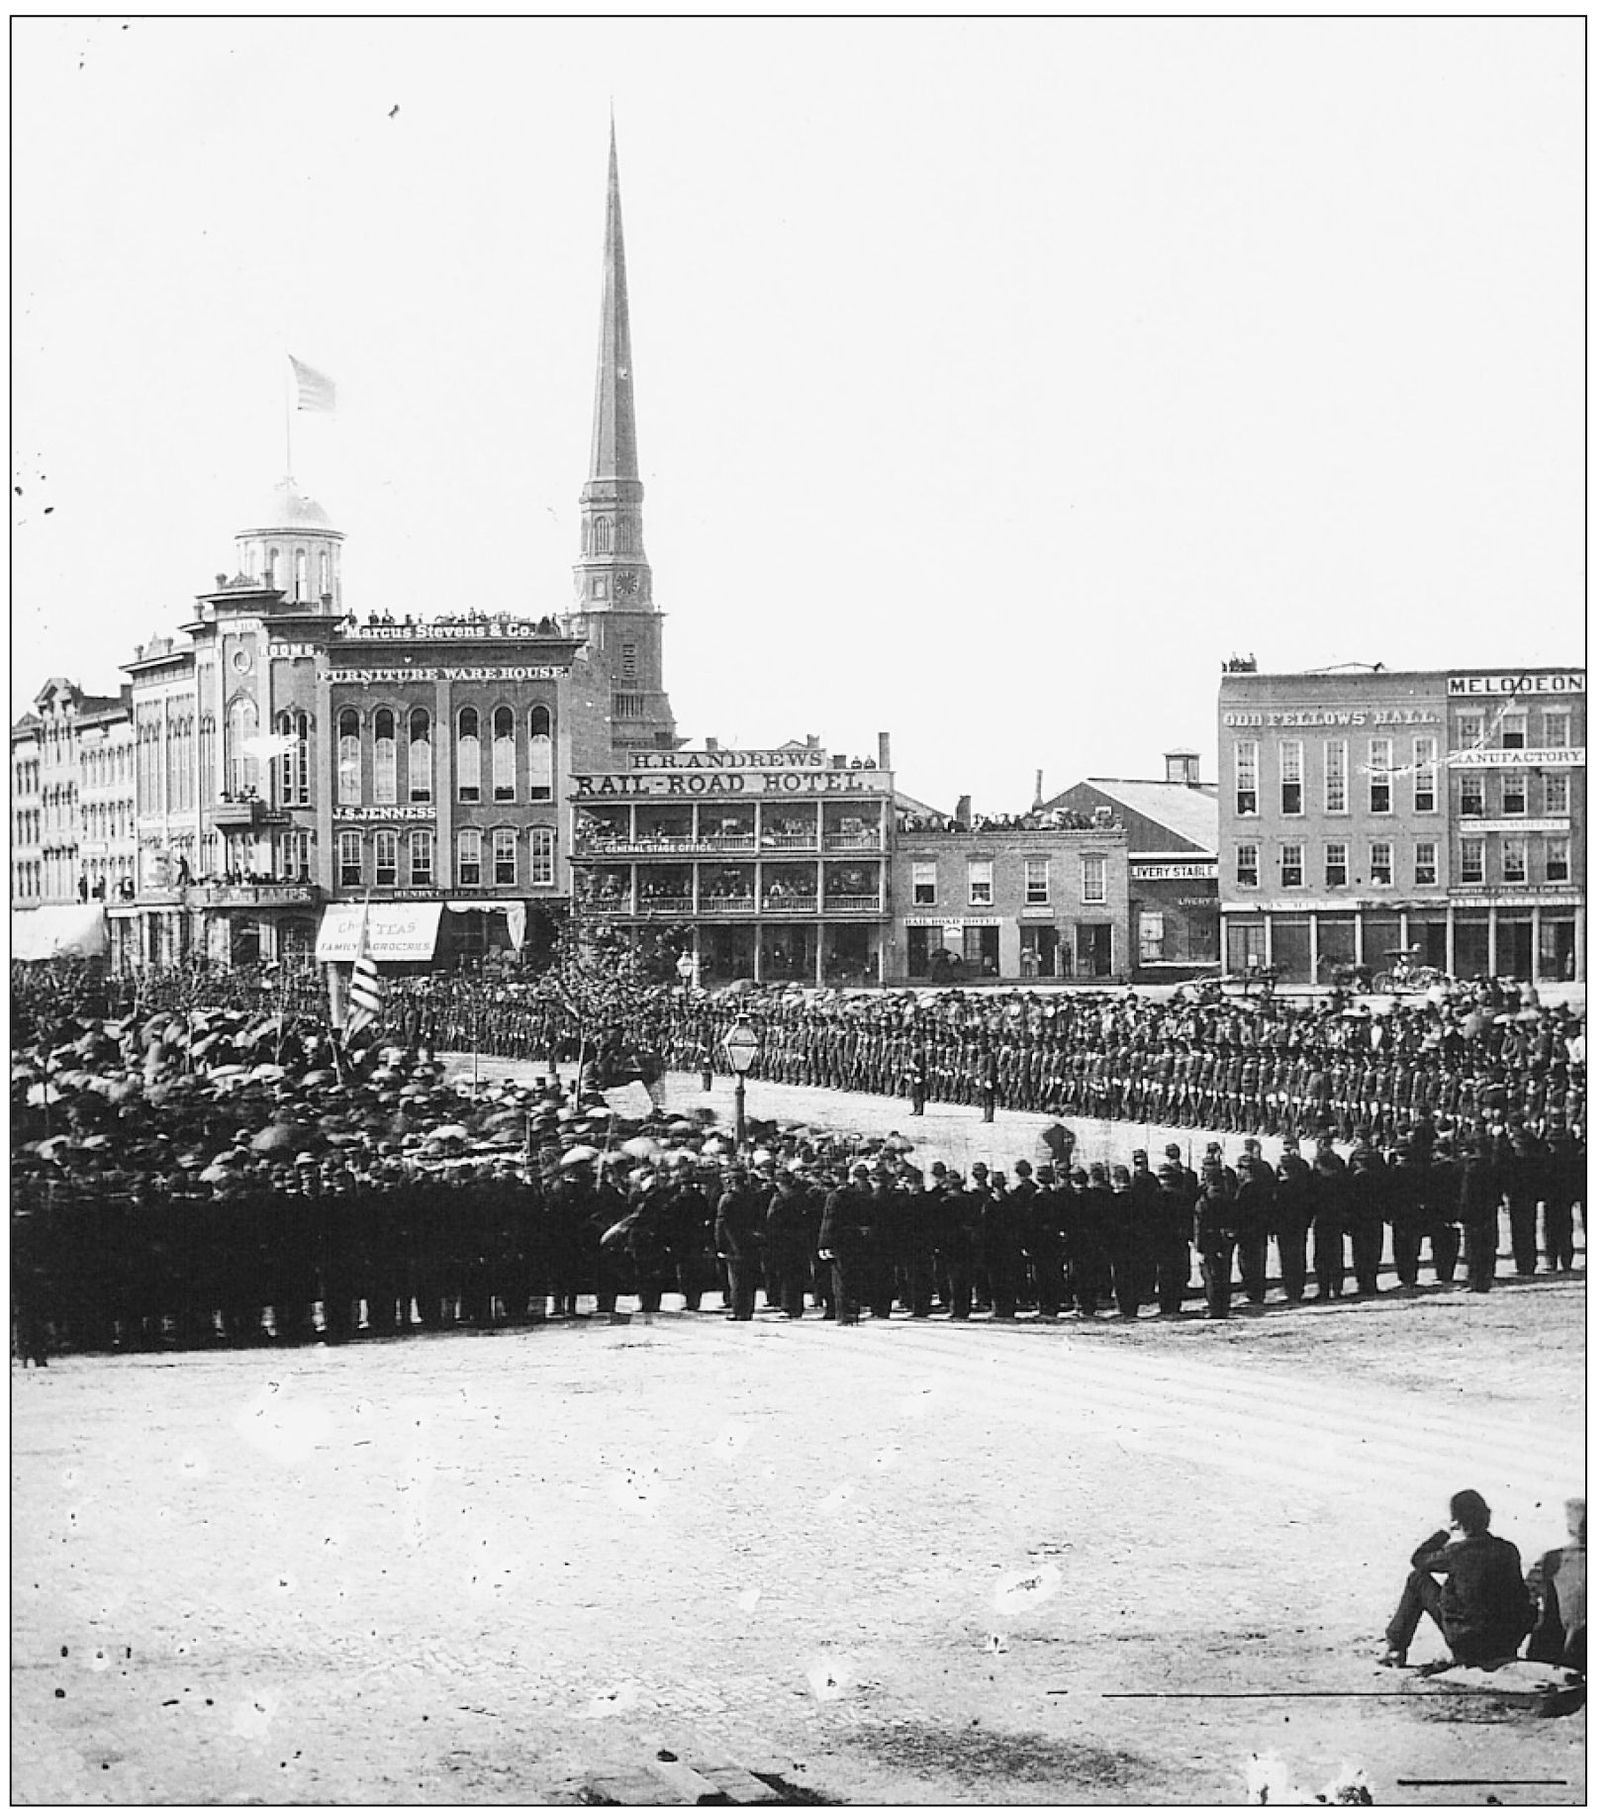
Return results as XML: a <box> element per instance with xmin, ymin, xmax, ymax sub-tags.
<box><xmin>593</xmin><ymin>517</ymin><xmax>612</xmax><ymax>554</ymax></box>
<box><xmin>528</xmin><ymin>704</ymin><xmax>553</xmax><ymax>802</ymax></box>
<box><xmin>373</xmin><ymin>708</ymin><xmax>397</xmax><ymax>805</ymax></box>
<box><xmin>408</xmin><ymin>709</ymin><xmax>432</xmax><ymax>802</ymax></box>
<box><xmin>492</xmin><ymin>707</ymin><xmax>515</xmax><ymax>801</ymax></box>
<box><xmin>266</xmin><ymin>547</ymin><xmax>279</xmax><ymax>589</ymax></box>
<box><xmin>337</xmin><ymin>708</ymin><xmax>361</xmax><ymax>805</ymax></box>
<box><xmin>293</xmin><ymin>549</ymin><xmax>308</xmax><ymax>602</ymax></box>
<box><xmin>277</xmin><ymin>710</ymin><xmax>310</xmax><ymax>805</ymax></box>
<box><xmin>318</xmin><ymin>550</ymin><xmax>330</xmax><ymax>599</ymax></box>
<box><xmin>227</xmin><ymin>696</ymin><xmax>259</xmax><ymax>795</ymax></box>
<box><xmin>457</xmin><ymin>708</ymin><xmax>481</xmax><ymax>803</ymax></box>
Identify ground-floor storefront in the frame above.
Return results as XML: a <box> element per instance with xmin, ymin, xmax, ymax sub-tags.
<box><xmin>1222</xmin><ymin>898</ymin><xmax>1584</xmax><ymax>984</ymax></box>
<box><xmin>597</xmin><ymin>916</ymin><xmax>888</xmax><ymax>987</ymax></box>
<box><xmin>894</xmin><ymin>913</ymin><xmax>1128</xmax><ymax>984</ymax></box>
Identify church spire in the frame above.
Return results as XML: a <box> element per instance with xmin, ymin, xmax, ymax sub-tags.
<box><xmin>575</xmin><ymin>119</ymin><xmax>650</xmax><ymax>614</ymax></box>
<box><xmin>588</xmin><ymin>118</ymin><xmax>639</xmax><ymax>485</ymax></box>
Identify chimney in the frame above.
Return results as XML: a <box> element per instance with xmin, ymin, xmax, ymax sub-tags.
<box><xmin>806</xmin><ymin>733</ymin><xmax>820</xmax><ymax>749</ymax></box>
<box><xmin>1032</xmin><ymin>768</ymin><xmax>1044</xmax><ymax>811</ymax></box>
<box><xmin>877</xmin><ymin>731</ymin><xmax>891</xmax><ymax>769</ymax></box>
<box><xmin>705</xmin><ymin>736</ymin><xmax>719</xmax><ymax>752</ymax></box>
<box><xmin>955</xmin><ymin>793</ymin><xmax>972</xmax><ymax>829</ymax></box>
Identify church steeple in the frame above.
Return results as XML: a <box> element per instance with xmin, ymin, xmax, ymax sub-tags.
<box><xmin>575</xmin><ymin>119</ymin><xmax>650</xmax><ymax>614</ymax></box>
<box><xmin>568</xmin><ymin>120</ymin><xmax>677</xmax><ymax>751</ymax></box>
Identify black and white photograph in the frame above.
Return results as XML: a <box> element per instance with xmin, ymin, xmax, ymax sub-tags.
<box><xmin>10</xmin><ymin>17</ymin><xmax>1585</xmax><ymax>1805</ymax></box>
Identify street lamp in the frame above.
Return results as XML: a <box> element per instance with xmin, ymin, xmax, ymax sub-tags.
<box><xmin>722</xmin><ymin>1013</ymin><xmax>760</xmax><ymax>1149</ymax></box>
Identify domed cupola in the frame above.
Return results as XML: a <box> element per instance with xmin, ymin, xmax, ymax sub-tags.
<box><xmin>234</xmin><ymin>474</ymin><xmax>344</xmax><ymax>610</ymax></box>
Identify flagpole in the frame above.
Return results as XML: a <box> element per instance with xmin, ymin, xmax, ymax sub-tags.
<box><xmin>284</xmin><ymin>356</ymin><xmax>294</xmax><ymax>476</ymax></box>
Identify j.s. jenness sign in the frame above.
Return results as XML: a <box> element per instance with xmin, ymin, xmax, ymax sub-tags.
<box><xmin>1447</xmin><ymin>672</ymin><xmax>1584</xmax><ymax>697</ymax></box>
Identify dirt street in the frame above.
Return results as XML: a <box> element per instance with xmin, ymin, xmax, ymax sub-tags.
<box><xmin>12</xmin><ymin>1266</ymin><xmax>1584</xmax><ymax>1805</ymax></box>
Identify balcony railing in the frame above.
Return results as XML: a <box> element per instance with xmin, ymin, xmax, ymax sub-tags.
<box><xmin>760</xmin><ymin>832</ymin><xmax>818</xmax><ymax>851</ymax></box>
<box><xmin>638</xmin><ymin>895</ymin><xmax>694</xmax><ymax>916</ymax></box>
<box><xmin>698</xmin><ymin>895</ymin><xmax>756</xmax><ymax>915</ymax></box>
<box><xmin>761</xmin><ymin>893</ymin><xmax>818</xmax><ymax>913</ymax></box>
<box><xmin>212</xmin><ymin>798</ymin><xmax>266</xmax><ymax>830</ymax></box>
<box><xmin>823</xmin><ymin>832</ymin><xmax>882</xmax><ymax>851</ymax></box>
<box><xmin>822</xmin><ymin>893</ymin><xmax>882</xmax><ymax>914</ymax></box>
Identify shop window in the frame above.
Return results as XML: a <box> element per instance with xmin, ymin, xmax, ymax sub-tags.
<box><xmin>492</xmin><ymin>708</ymin><xmax>515</xmax><ymax>801</ymax></box>
<box><xmin>1024</xmin><ymin>857</ymin><xmax>1049</xmax><ymax>905</ymax></box>
<box><xmin>1138</xmin><ymin>912</ymin><xmax>1164</xmax><ymax>963</ymax></box>
<box><xmin>529</xmin><ymin>706</ymin><xmax>553</xmax><ymax>801</ymax></box>
<box><xmin>1369</xmin><ymin>842</ymin><xmax>1393</xmax><ymax>886</ymax></box>
<box><xmin>1081</xmin><ymin>855</ymin><xmax>1107</xmax><ymax>903</ymax></box>
<box><xmin>1279</xmin><ymin>740</ymin><xmax>1302</xmax><ymax>814</ymax></box>
<box><xmin>1501</xmin><ymin>839</ymin><xmax>1526</xmax><ymax>884</ymax></box>
<box><xmin>1324</xmin><ymin>843</ymin><xmax>1347</xmax><ymax>888</ymax></box>
<box><xmin>409</xmin><ymin>830</ymin><xmax>434</xmax><ymax>886</ymax></box>
<box><xmin>1544</xmin><ymin>839</ymin><xmax>1569</xmax><ymax>883</ymax></box>
<box><xmin>457</xmin><ymin>828</ymin><xmax>482</xmax><ymax>886</ymax></box>
<box><xmin>1414</xmin><ymin>842</ymin><xmax>1437</xmax><ymax>886</ymax></box>
<box><xmin>531</xmin><ymin>827</ymin><xmax>555</xmax><ymax>887</ymax></box>
<box><xmin>1236</xmin><ymin>844</ymin><xmax>1259</xmax><ymax>888</ymax></box>
<box><xmin>912</xmin><ymin>860</ymin><xmax>937</xmax><ymax>906</ymax></box>
<box><xmin>337</xmin><ymin>709</ymin><xmax>361</xmax><ymax>805</ymax></box>
<box><xmin>373</xmin><ymin>709</ymin><xmax>397</xmax><ymax>804</ymax></box>
<box><xmin>374</xmin><ymin>831</ymin><xmax>398</xmax><ymax>888</ymax></box>
<box><xmin>457</xmin><ymin>709</ymin><xmax>481</xmax><ymax>803</ymax></box>
<box><xmin>1234</xmin><ymin>741</ymin><xmax>1258</xmax><ymax>816</ymax></box>
<box><xmin>968</xmin><ymin>859</ymin><xmax>993</xmax><ymax>906</ymax></box>
<box><xmin>1279</xmin><ymin>845</ymin><xmax>1303</xmax><ymax>889</ymax></box>
<box><xmin>1460</xmin><ymin>838</ymin><xmax>1485</xmax><ymax>884</ymax></box>
<box><xmin>493</xmin><ymin>827</ymin><xmax>517</xmax><ymax>885</ymax></box>
<box><xmin>338</xmin><ymin>831</ymin><xmax>362</xmax><ymax>887</ymax></box>
<box><xmin>1323</xmin><ymin>740</ymin><xmax>1347</xmax><ymax>813</ymax></box>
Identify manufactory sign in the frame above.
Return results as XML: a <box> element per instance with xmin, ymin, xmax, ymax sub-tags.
<box><xmin>1131</xmin><ymin>862</ymin><xmax>1217</xmax><ymax>881</ymax></box>
<box><xmin>573</xmin><ymin>769</ymin><xmax>893</xmax><ymax>797</ymax></box>
<box><xmin>322</xmin><ymin>666</ymin><xmax>566</xmax><ymax>684</ymax></box>
<box><xmin>1447</xmin><ymin>748</ymin><xmax>1584</xmax><ymax>769</ymax></box>
<box><xmin>1447</xmin><ymin>672</ymin><xmax>1585</xmax><ymax>697</ymax></box>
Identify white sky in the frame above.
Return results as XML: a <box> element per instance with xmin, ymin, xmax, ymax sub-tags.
<box><xmin>12</xmin><ymin>17</ymin><xmax>1585</xmax><ymax>814</ymax></box>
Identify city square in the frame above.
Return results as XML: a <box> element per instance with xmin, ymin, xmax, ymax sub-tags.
<box><xmin>11</xmin><ymin>17</ymin><xmax>1585</xmax><ymax>1808</ymax></box>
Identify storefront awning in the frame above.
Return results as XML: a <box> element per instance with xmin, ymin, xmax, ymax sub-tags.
<box><xmin>445</xmin><ymin>900</ymin><xmax>527</xmax><ymax>951</ymax></box>
<box><xmin>315</xmin><ymin>901</ymin><xmax>443</xmax><ymax>963</ymax></box>
<box><xmin>11</xmin><ymin>903</ymin><xmax>110</xmax><ymax>962</ymax></box>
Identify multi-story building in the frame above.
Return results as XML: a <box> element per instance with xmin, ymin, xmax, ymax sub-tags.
<box><xmin>7</xmin><ymin>125</ymin><xmax>673</xmax><ymax>977</ymax></box>
<box><xmin>891</xmin><ymin>822</ymin><xmax>1131</xmax><ymax>983</ymax></box>
<box><xmin>570</xmin><ymin>737</ymin><xmax>895</xmax><ymax>985</ymax></box>
<box><xmin>1218</xmin><ymin>663</ymin><xmax>1584</xmax><ymax>983</ymax></box>
<box><xmin>1048</xmin><ymin>749</ymin><xmax>1219</xmax><ymax>980</ymax></box>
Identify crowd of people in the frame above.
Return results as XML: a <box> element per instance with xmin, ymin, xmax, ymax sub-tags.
<box><xmin>8</xmin><ymin>957</ymin><xmax>1586</xmax><ymax>1361</ymax></box>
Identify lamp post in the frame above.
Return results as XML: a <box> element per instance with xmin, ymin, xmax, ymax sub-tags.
<box><xmin>722</xmin><ymin>1013</ymin><xmax>760</xmax><ymax>1150</ymax></box>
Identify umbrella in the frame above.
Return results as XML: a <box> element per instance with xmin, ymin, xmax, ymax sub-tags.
<box><xmin>427</xmin><ymin>1123</ymin><xmax>471</xmax><ymax>1142</ymax></box>
<box><xmin>250</xmin><ymin>1123</ymin><xmax>299</xmax><ymax>1154</ymax></box>
<box><xmin>560</xmin><ymin>1144</ymin><xmax>601</xmax><ymax>1166</ymax></box>
<box><xmin>883</xmin><ymin>1132</ymin><xmax>914</xmax><ymax>1153</ymax></box>
<box><xmin>701</xmin><ymin>1135</ymin><xmax>730</xmax><ymax>1155</ymax></box>
<box><xmin>585</xmin><ymin>1105</ymin><xmax>614</xmax><ymax>1121</ymax></box>
<box><xmin>249</xmin><ymin>1063</ymin><xmax>287</xmax><ymax>1082</ymax></box>
<box><xmin>621</xmin><ymin>1135</ymin><xmax>661</xmax><ymax>1158</ymax></box>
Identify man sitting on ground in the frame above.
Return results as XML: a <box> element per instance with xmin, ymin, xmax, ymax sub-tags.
<box><xmin>1379</xmin><ymin>1488</ymin><xmax>1534</xmax><ymax>1669</ymax></box>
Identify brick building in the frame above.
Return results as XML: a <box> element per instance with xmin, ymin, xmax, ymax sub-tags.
<box><xmin>1218</xmin><ymin>663</ymin><xmax>1584</xmax><ymax>983</ymax></box>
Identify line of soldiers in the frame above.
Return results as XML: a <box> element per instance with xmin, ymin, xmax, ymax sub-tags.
<box><xmin>13</xmin><ymin>1115</ymin><xmax>1582</xmax><ymax>1358</ymax></box>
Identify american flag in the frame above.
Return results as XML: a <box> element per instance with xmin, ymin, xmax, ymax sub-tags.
<box><xmin>343</xmin><ymin>905</ymin><xmax>383</xmax><ymax>1042</ymax></box>
<box><xmin>290</xmin><ymin>355</ymin><xmax>338</xmax><ymax>414</ymax></box>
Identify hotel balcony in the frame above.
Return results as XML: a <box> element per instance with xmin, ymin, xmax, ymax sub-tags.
<box><xmin>822</xmin><ymin>893</ymin><xmax>882</xmax><ymax>914</ymax></box>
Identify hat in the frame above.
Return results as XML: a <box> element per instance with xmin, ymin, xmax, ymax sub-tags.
<box><xmin>1163</xmin><ymin>1143</ymin><xmax>1181</xmax><ymax>1158</ymax></box>
<box><xmin>970</xmin><ymin>1162</ymin><xmax>989</xmax><ymax>1176</ymax></box>
<box><xmin>1014</xmin><ymin>1160</ymin><xmax>1032</xmax><ymax>1177</ymax></box>
<box><xmin>294</xmin><ymin>1151</ymin><xmax>317</xmax><ymax>1166</ymax></box>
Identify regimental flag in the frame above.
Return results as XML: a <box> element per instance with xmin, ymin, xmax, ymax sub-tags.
<box><xmin>343</xmin><ymin>905</ymin><xmax>383</xmax><ymax>1043</ymax></box>
<box><xmin>290</xmin><ymin>355</ymin><xmax>338</xmax><ymax>413</ymax></box>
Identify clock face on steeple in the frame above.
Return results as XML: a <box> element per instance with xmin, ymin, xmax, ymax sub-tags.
<box><xmin>613</xmin><ymin>569</ymin><xmax>639</xmax><ymax>598</ymax></box>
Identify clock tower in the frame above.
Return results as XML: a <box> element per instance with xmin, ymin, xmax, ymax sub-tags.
<box><xmin>568</xmin><ymin>121</ymin><xmax>678</xmax><ymax>752</ymax></box>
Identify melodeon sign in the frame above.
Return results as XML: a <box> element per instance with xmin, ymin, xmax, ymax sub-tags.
<box><xmin>1447</xmin><ymin>671</ymin><xmax>1585</xmax><ymax>697</ymax></box>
